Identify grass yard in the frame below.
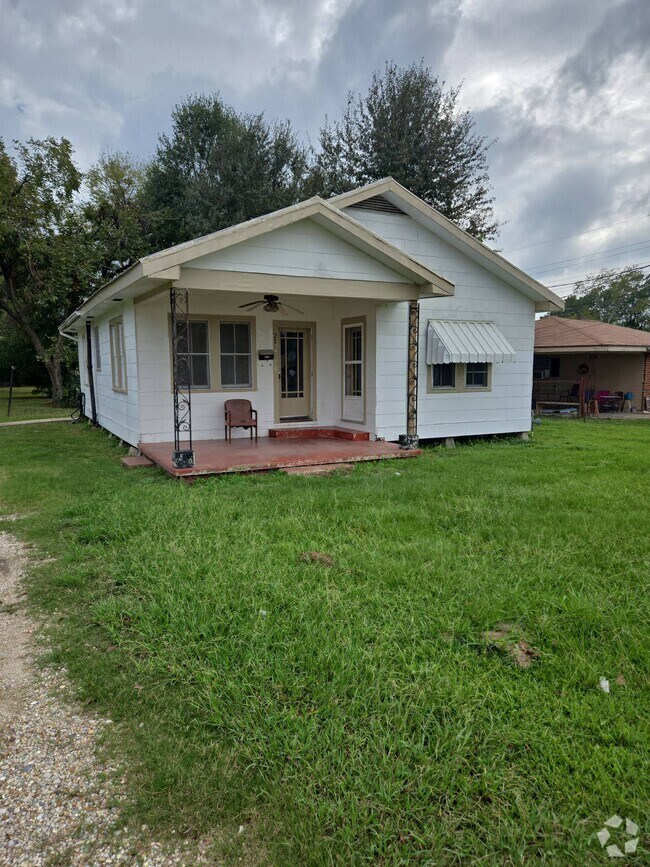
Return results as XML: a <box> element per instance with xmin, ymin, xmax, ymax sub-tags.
<box><xmin>0</xmin><ymin>386</ymin><xmax>71</xmax><ymax>422</ymax></box>
<box><xmin>0</xmin><ymin>420</ymin><xmax>648</xmax><ymax>864</ymax></box>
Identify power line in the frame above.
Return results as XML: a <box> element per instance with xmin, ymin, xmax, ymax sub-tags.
<box><xmin>529</xmin><ymin>242</ymin><xmax>650</xmax><ymax>276</ymax></box>
<box><xmin>528</xmin><ymin>239</ymin><xmax>650</xmax><ymax>273</ymax></box>
<box><xmin>503</xmin><ymin>213</ymin><xmax>650</xmax><ymax>253</ymax></box>
<box><xmin>546</xmin><ymin>262</ymin><xmax>650</xmax><ymax>289</ymax></box>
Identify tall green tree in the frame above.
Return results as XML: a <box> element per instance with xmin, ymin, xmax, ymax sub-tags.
<box><xmin>0</xmin><ymin>141</ymin><xmax>151</xmax><ymax>403</ymax></box>
<box><xmin>83</xmin><ymin>151</ymin><xmax>151</xmax><ymax>281</ymax></box>
<box><xmin>312</xmin><ymin>61</ymin><xmax>499</xmax><ymax>241</ymax></box>
<box><xmin>0</xmin><ymin>137</ymin><xmax>88</xmax><ymax>403</ymax></box>
<box><xmin>558</xmin><ymin>266</ymin><xmax>650</xmax><ymax>331</ymax></box>
<box><xmin>142</xmin><ymin>94</ymin><xmax>309</xmax><ymax>248</ymax></box>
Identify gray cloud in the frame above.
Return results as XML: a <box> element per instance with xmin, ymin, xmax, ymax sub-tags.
<box><xmin>1</xmin><ymin>0</ymin><xmax>648</xmax><ymax>293</ymax></box>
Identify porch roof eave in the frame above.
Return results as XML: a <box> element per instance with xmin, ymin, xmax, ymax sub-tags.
<box><xmin>170</xmin><ymin>266</ymin><xmax>443</xmax><ymax>303</ymax></box>
<box><xmin>534</xmin><ymin>345</ymin><xmax>650</xmax><ymax>354</ymax></box>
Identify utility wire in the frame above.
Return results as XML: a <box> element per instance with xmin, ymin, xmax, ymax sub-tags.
<box><xmin>503</xmin><ymin>214</ymin><xmax>650</xmax><ymax>253</ymax></box>
<box><xmin>546</xmin><ymin>262</ymin><xmax>650</xmax><ymax>289</ymax></box>
<box><xmin>527</xmin><ymin>239</ymin><xmax>650</xmax><ymax>273</ymax></box>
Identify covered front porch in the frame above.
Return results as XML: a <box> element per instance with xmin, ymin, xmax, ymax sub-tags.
<box><xmin>139</xmin><ymin>430</ymin><xmax>418</xmax><ymax>478</ymax></box>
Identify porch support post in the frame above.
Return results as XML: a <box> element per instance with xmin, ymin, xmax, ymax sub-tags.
<box><xmin>170</xmin><ymin>287</ymin><xmax>195</xmax><ymax>469</ymax></box>
<box><xmin>399</xmin><ymin>300</ymin><xmax>420</xmax><ymax>450</ymax></box>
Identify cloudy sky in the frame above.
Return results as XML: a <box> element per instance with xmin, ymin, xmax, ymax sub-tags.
<box><xmin>2</xmin><ymin>0</ymin><xmax>649</xmax><ymax>295</ymax></box>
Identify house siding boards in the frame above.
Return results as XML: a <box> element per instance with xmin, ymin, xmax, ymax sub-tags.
<box><xmin>79</xmin><ymin>301</ymin><xmax>140</xmax><ymax>445</ymax></box>
<box><xmin>344</xmin><ymin>207</ymin><xmax>534</xmax><ymax>440</ymax></box>
<box><xmin>190</xmin><ymin>219</ymin><xmax>412</xmax><ymax>284</ymax></box>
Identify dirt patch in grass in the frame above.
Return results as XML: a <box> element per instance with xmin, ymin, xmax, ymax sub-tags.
<box><xmin>482</xmin><ymin>623</ymin><xmax>539</xmax><ymax>669</ymax></box>
<box><xmin>299</xmin><ymin>551</ymin><xmax>335</xmax><ymax>567</ymax></box>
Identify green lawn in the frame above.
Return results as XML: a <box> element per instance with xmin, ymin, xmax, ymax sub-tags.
<box><xmin>0</xmin><ymin>386</ymin><xmax>71</xmax><ymax>421</ymax></box>
<box><xmin>0</xmin><ymin>421</ymin><xmax>648</xmax><ymax>864</ymax></box>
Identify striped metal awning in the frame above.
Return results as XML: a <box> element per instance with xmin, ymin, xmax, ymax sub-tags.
<box><xmin>426</xmin><ymin>320</ymin><xmax>516</xmax><ymax>364</ymax></box>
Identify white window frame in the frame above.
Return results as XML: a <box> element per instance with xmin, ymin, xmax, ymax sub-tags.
<box><xmin>109</xmin><ymin>316</ymin><xmax>127</xmax><ymax>393</ymax></box>
<box><xmin>343</xmin><ymin>323</ymin><xmax>364</xmax><ymax>398</ymax></box>
<box><xmin>92</xmin><ymin>325</ymin><xmax>101</xmax><ymax>371</ymax></box>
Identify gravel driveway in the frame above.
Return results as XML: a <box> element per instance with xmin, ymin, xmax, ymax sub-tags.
<box><xmin>0</xmin><ymin>531</ymin><xmax>211</xmax><ymax>866</ymax></box>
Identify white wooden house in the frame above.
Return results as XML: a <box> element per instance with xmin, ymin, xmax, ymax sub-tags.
<box><xmin>61</xmin><ymin>179</ymin><xmax>563</xmax><ymax>473</ymax></box>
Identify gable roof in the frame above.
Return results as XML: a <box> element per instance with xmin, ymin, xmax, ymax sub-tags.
<box><xmin>61</xmin><ymin>196</ymin><xmax>454</xmax><ymax>331</ymax></box>
<box><xmin>535</xmin><ymin>316</ymin><xmax>650</xmax><ymax>350</ymax></box>
<box><xmin>331</xmin><ymin>178</ymin><xmax>564</xmax><ymax>312</ymax></box>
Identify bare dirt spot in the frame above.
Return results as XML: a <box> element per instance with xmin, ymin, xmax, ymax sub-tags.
<box><xmin>482</xmin><ymin>623</ymin><xmax>539</xmax><ymax>669</ymax></box>
<box><xmin>299</xmin><ymin>551</ymin><xmax>335</xmax><ymax>567</ymax></box>
<box><xmin>0</xmin><ymin>532</ymin><xmax>214</xmax><ymax>866</ymax></box>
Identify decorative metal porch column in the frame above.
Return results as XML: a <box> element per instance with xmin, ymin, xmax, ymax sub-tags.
<box><xmin>399</xmin><ymin>300</ymin><xmax>420</xmax><ymax>450</ymax></box>
<box><xmin>170</xmin><ymin>287</ymin><xmax>195</xmax><ymax>469</ymax></box>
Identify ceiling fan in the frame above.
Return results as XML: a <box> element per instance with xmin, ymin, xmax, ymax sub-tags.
<box><xmin>238</xmin><ymin>294</ymin><xmax>304</xmax><ymax>316</ymax></box>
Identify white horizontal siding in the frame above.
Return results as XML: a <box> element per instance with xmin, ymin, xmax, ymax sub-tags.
<box><xmin>190</xmin><ymin>218</ymin><xmax>411</xmax><ymax>283</ymax></box>
<box><xmin>347</xmin><ymin>207</ymin><xmax>535</xmax><ymax>441</ymax></box>
<box><xmin>78</xmin><ymin>301</ymin><xmax>140</xmax><ymax>445</ymax></box>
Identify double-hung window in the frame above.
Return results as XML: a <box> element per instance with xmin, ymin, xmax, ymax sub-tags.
<box><xmin>219</xmin><ymin>321</ymin><xmax>252</xmax><ymax>388</ymax></box>
<box><xmin>176</xmin><ymin>321</ymin><xmax>210</xmax><ymax>388</ymax></box>
<box><xmin>109</xmin><ymin>317</ymin><xmax>127</xmax><ymax>392</ymax></box>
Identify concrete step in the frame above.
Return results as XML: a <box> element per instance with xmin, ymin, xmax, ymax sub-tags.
<box><xmin>121</xmin><ymin>455</ymin><xmax>155</xmax><ymax>469</ymax></box>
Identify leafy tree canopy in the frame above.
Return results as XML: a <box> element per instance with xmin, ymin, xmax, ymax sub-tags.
<box><xmin>557</xmin><ymin>266</ymin><xmax>650</xmax><ymax>331</ymax></box>
<box><xmin>0</xmin><ymin>140</ymin><xmax>150</xmax><ymax>401</ymax></box>
<box><xmin>142</xmin><ymin>94</ymin><xmax>309</xmax><ymax>249</ymax></box>
<box><xmin>311</xmin><ymin>61</ymin><xmax>499</xmax><ymax>241</ymax></box>
<box><xmin>83</xmin><ymin>152</ymin><xmax>151</xmax><ymax>281</ymax></box>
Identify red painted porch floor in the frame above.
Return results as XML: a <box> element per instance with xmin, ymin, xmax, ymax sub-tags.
<box><xmin>139</xmin><ymin>436</ymin><xmax>420</xmax><ymax>478</ymax></box>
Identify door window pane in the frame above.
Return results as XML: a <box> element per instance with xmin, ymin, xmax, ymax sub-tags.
<box><xmin>281</xmin><ymin>332</ymin><xmax>304</xmax><ymax>398</ymax></box>
<box><xmin>343</xmin><ymin>324</ymin><xmax>363</xmax><ymax>398</ymax></box>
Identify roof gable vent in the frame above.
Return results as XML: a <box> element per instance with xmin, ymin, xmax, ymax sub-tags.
<box><xmin>347</xmin><ymin>195</ymin><xmax>408</xmax><ymax>215</ymax></box>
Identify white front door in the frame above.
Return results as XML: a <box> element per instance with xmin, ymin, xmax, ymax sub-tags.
<box><xmin>342</xmin><ymin>320</ymin><xmax>365</xmax><ymax>423</ymax></box>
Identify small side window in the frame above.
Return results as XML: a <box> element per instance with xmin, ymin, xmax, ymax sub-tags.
<box><xmin>431</xmin><ymin>364</ymin><xmax>455</xmax><ymax>389</ymax></box>
<box><xmin>93</xmin><ymin>326</ymin><xmax>101</xmax><ymax>371</ymax></box>
<box><xmin>109</xmin><ymin>317</ymin><xmax>127</xmax><ymax>392</ymax></box>
<box><xmin>465</xmin><ymin>362</ymin><xmax>490</xmax><ymax>389</ymax></box>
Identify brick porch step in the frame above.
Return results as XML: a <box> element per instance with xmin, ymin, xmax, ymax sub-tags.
<box><xmin>269</xmin><ymin>426</ymin><xmax>370</xmax><ymax>441</ymax></box>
